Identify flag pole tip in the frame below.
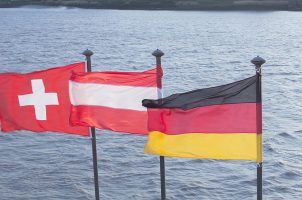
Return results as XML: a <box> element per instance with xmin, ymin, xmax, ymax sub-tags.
<box><xmin>82</xmin><ymin>49</ymin><xmax>94</xmax><ymax>57</ymax></box>
<box><xmin>152</xmin><ymin>49</ymin><xmax>164</xmax><ymax>57</ymax></box>
<box><xmin>251</xmin><ymin>56</ymin><xmax>266</xmax><ymax>66</ymax></box>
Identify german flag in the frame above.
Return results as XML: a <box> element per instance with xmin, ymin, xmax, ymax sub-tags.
<box><xmin>142</xmin><ymin>75</ymin><xmax>262</xmax><ymax>162</ymax></box>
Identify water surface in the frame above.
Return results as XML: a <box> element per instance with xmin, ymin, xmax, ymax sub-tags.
<box><xmin>0</xmin><ymin>7</ymin><xmax>302</xmax><ymax>200</ymax></box>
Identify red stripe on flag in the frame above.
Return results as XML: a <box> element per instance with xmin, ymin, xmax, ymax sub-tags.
<box><xmin>71</xmin><ymin>67</ymin><xmax>161</xmax><ymax>88</ymax></box>
<box><xmin>257</xmin><ymin>103</ymin><xmax>262</xmax><ymax>133</ymax></box>
<box><xmin>70</xmin><ymin>105</ymin><xmax>149</xmax><ymax>134</ymax></box>
<box><xmin>147</xmin><ymin>103</ymin><xmax>259</xmax><ymax>134</ymax></box>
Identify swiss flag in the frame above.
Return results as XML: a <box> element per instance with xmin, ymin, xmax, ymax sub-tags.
<box><xmin>0</xmin><ymin>62</ymin><xmax>89</xmax><ymax>136</ymax></box>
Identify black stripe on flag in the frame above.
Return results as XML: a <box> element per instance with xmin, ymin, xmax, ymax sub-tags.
<box><xmin>143</xmin><ymin>75</ymin><xmax>259</xmax><ymax>110</ymax></box>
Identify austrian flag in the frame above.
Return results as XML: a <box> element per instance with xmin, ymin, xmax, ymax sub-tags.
<box><xmin>70</xmin><ymin>67</ymin><xmax>162</xmax><ymax>134</ymax></box>
<box><xmin>0</xmin><ymin>63</ymin><xmax>89</xmax><ymax>136</ymax></box>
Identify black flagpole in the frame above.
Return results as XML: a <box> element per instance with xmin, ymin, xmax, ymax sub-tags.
<box><xmin>152</xmin><ymin>49</ymin><xmax>166</xmax><ymax>200</ymax></box>
<box><xmin>251</xmin><ymin>56</ymin><xmax>265</xmax><ymax>200</ymax></box>
<box><xmin>82</xmin><ymin>49</ymin><xmax>100</xmax><ymax>200</ymax></box>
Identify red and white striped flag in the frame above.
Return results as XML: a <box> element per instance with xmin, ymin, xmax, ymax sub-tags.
<box><xmin>69</xmin><ymin>67</ymin><xmax>162</xmax><ymax>134</ymax></box>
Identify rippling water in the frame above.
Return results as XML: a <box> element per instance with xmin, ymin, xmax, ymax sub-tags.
<box><xmin>0</xmin><ymin>7</ymin><xmax>302</xmax><ymax>200</ymax></box>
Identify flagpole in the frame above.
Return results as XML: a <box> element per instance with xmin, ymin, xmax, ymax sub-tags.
<box><xmin>82</xmin><ymin>49</ymin><xmax>100</xmax><ymax>200</ymax></box>
<box><xmin>152</xmin><ymin>49</ymin><xmax>166</xmax><ymax>200</ymax></box>
<box><xmin>251</xmin><ymin>56</ymin><xmax>265</xmax><ymax>200</ymax></box>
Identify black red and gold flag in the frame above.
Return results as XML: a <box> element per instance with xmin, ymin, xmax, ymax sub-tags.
<box><xmin>143</xmin><ymin>75</ymin><xmax>262</xmax><ymax>162</ymax></box>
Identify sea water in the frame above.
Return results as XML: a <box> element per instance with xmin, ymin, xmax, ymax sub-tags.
<box><xmin>0</xmin><ymin>7</ymin><xmax>302</xmax><ymax>199</ymax></box>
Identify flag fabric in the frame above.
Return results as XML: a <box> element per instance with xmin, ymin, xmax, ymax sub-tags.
<box><xmin>70</xmin><ymin>67</ymin><xmax>162</xmax><ymax>134</ymax></box>
<box><xmin>0</xmin><ymin>62</ymin><xmax>89</xmax><ymax>136</ymax></box>
<box><xmin>143</xmin><ymin>75</ymin><xmax>262</xmax><ymax>162</ymax></box>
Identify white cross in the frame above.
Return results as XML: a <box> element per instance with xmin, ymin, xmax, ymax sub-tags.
<box><xmin>18</xmin><ymin>79</ymin><xmax>59</xmax><ymax>120</ymax></box>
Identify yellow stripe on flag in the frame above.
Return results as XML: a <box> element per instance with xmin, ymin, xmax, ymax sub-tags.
<box><xmin>144</xmin><ymin>131</ymin><xmax>262</xmax><ymax>162</ymax></box>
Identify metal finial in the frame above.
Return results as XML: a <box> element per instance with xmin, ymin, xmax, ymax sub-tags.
<box><xmin>82</xmin><ymin>49</ymin><xmax>94</xmax><ymax>57</ymax></box>
<box><xmin>152</xmin><ymin>49</ymin><xmax>164</xmax><ymax>57</ymax></box>
<box><xmin>251</xmin><ymin>56</ymin><xmax>266</xmax><ymax>67</ymax></box>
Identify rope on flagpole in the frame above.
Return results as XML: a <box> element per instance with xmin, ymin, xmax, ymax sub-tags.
<box><xmin>82</xmin><ymin>49</ymin><xmax>100</xmax><ymax>200</ymax></box>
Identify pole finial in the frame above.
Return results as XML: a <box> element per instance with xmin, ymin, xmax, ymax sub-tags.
<box><xmin>82</xmin><ymin>49</ymin><xmax>94</xmax><ymax>57</ymax></box>
<box><xmin>152</xmin><ymin>49</ymin><xmax>164</xmax><ymax>57</ymax></box>
<box><xmin>251</xmin><ymin>56</ymin><xmax>265</xmax><ymax>73</ymax></box>
<box><xmin>251</xmin><ymin>56</ymin><xmax>265</xmax><ymax>67</ymax></box>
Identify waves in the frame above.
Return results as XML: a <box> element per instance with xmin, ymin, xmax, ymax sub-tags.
<box><xmin>0</xmin><ymin>9</ymin><xmax>302</xmax><ymax>199</ymax></box>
